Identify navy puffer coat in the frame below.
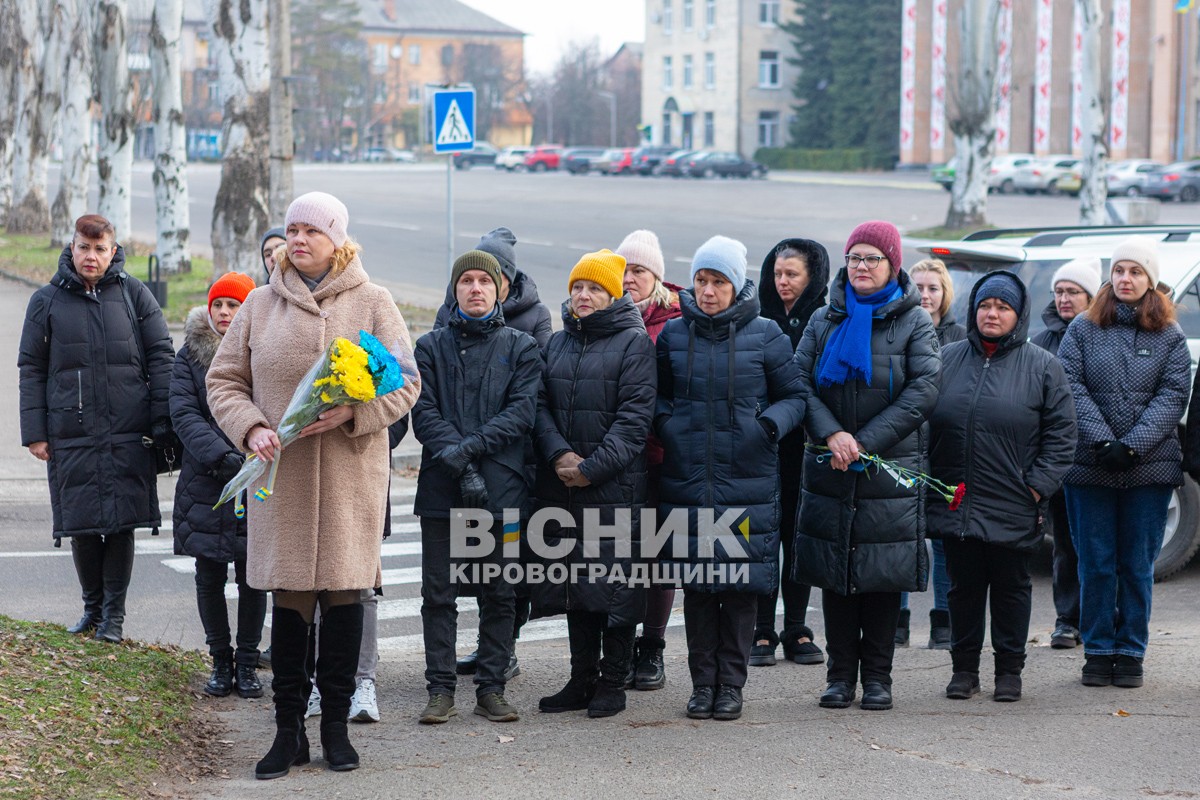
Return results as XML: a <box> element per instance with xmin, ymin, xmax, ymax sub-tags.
<box><xmin>655</xmin><ymin>282</ymin><xmax>807</xmax><ymax>594</ymax></box>
<box><xmin>531</xmin><ymin>295</ymin><xmax>656</xmax><ymax>627</ymax></box>
<box><xmin>791</xmin><ymin>268</ymin><xmax>941</xmax><ymax>595</ymax></box>
<box><xmin>170</xmin><ymin>307</ymin><xmax>247</xmax><ymax>562</ymax></box>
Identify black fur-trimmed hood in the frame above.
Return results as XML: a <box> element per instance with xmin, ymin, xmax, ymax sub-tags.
<box><xmin>184</xmin><ymin>306</ymin><xmax>223</xmax><ymax>369</ymax></box>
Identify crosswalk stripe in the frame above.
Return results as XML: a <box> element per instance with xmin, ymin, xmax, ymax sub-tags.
<box><xmin>0</xmin><ymin>538</ymin><xmax>178</xmax><ymax>558</ymax></box>
<box><xmin>377</xmin><ymin>614</ymin><xmax>689</xmax><ymax>655</ymax></box>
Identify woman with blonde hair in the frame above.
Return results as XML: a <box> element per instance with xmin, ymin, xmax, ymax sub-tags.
<box><xmin>209</xmin><ymin>192</ymin><xmax>420</xmax><ymax>779</ymax></box>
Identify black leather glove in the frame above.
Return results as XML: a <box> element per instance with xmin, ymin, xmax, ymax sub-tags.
<box><xmin>758</xmin><ymin>416</ymin><xmax>778</xmax><ymax>441</ymax></box>
<box><xmin>459</xmin><ymin>464</ymin><xmax>489</xmax><ymax>509</ymax></box>
<box><xmin>214</xmin><ymin>451</ymin><xmax>245</xmax><ymax>482</ymax></box>
<box><xmin>437</xmin><ymin>434</ymin><xmax>483</xmax><ymax>478</ymax></box>
<box><xmin>1094</xmin><ymin>440</ymin><xmax>1138</xmax><ymax>472</ymax></box>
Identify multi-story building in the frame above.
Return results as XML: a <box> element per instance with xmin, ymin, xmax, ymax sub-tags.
<box><xmin>900</xmin><ymin>0</ymin><xmax>1200</xmax><ymax>165</ymax></box>
<box><xmin>640</xmin><ymin>0</ymin><xmax>798</xmax><ymax>156</ymax></box>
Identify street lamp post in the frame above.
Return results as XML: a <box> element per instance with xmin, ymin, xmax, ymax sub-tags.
<box><xmin>598</xmin><ymin>90</ymin><xmax>616</xmax><ymax>147</ymax></box>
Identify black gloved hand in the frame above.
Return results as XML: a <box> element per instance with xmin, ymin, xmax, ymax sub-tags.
<box><xmin>1094</xmin><ymin>440</ymin><xmax>1138</xmax><ymax>472</ymax></box>
<box><xmin>459</xmin><ymin>464</ymin><xmax>489</xmax><ymax>509</ymax></box>
<box><xmin>214</xmin><ymin>451</ymin><xmax>245</xmax><ymax>482</ymax></box>
<box><xmin>437</xmin><ymin>434</ymin><xmax>483</xmax><ymax>478</ymax></box>
<box><xmin>758</xmin><ymin>416</ymin><xmax>778</xmax><ymax>441</ymax></box>
<box><xmin>151</xmin><ymin>419</ymin><xmax>173</xmax><ymax>442</ymax></box>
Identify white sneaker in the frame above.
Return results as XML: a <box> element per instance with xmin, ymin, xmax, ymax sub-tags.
<box><xmin>349</xmin><ymin>678</ymin><xmax>380</xmax><ymax>723</ymax></box>
<box><xmin>304</xmin><ymin>683</ymin><xmax>322</xmax><ymax>719</ymax></box>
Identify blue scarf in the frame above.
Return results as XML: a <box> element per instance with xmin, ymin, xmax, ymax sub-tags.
<box><xmin>457</xmin><ymin>303</ymin><xmax>498</xmax><ymax>321</ymax></box>
<box><xmin>817</xmin><ymin>280</ymin><xmax>901</xmax><ymax>387</ymax></box>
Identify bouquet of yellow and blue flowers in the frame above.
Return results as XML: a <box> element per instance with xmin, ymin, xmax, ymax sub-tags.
<box><xmin>214</xmin><ymin>330</ymin><xmax>414</xmax><ymax>513</ymax></box>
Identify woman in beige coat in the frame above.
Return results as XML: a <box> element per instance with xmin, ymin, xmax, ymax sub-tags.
<box><xmin>208</xmin><ymin>192</ymin><xmax>419</xmax><ymax>780</ymax></box>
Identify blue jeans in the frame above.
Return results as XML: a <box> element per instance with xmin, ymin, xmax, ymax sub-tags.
<box><xmin>1063</xmin><ymin>483</ymin><xmax>1171</xmax><ymax>659</ymax></box>
<box><xmin>900</xmin><ymin>540</ymin><xmax>948</xmax><ymax>611</ymax></box>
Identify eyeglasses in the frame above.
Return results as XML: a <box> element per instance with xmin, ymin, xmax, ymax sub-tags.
<box><xmin>1053</xmin><ymin>288</ymin><xmax>1086</xmax><ymax>298</ymax></box>
<box><xmin>844</xmin><ymin>254</ymin><xmax>888</xmax><ymax>270</ymax></box>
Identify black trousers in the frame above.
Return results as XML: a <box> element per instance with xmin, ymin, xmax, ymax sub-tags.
<box><xmin>420</xmin><ymin>517</ymin><xmax>515</xmax><ymax>697</ymax></box>
<box><xmin>755</xmin><ymin>461</ymin><xmax>813</xmax><ymax>634</ymax></box>
<box><xmin>822</xmin><ymin>589</ymin><xmax>901</xmax><ymax>686</ymax></box>
<box><xmin>943</xmin><ymin>537</ymin><xmax>1033</xmax><ymax>675</ymax></box>
<box><xmin>1048</xmin><ymin>491</ymin><xmax>1080</xmax><ymax>629</ymax></box>
<box><xmin>195</xmin><ymin>555</ymin><xmax>267</xmax><ymax>665</ymax></box>
<box><xmin>683</xmin><ymin>589</ymin><xmax>757</xmax><ymax>688</ymax></box>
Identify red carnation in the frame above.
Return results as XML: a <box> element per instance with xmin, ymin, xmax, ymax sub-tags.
<box><xmin>948</xmin><ymin>483</ymin><xmax>966</xmax><ymax>511</ymax></box>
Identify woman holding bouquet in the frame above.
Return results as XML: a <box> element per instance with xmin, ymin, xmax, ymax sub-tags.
<box><xmin>927</xmin><ymin>272</ymin><xmax>1077</xmax><ymax>702</ymax></box>
<box><xmin>171</xmin><ymin>272</ymin><xmax>266</xmax><ymax>700</ymax></box>
<box><xmin>208</xmin><ymin>192</ymin><xmax>420</xmax><ymax>780</ymax></box>
<box><xmin>792</xmin><ymin>221</ymin><xmax>940</xmax><ymax>712</ymax></box>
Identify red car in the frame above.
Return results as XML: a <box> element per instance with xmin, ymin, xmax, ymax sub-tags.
<box><xmin>523</xmin><ymin>145</ymin><xmax>563</xmax><ymax>172</ymax></box>
<box><xmin>596</xmin><ymin>148</ymin><xmax>636</xmax><ymax>175</ymax></box>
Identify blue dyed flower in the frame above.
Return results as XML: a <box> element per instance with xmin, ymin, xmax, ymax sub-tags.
<box><xmin>359</xmin><ymin>329</ymin><xmax>405</xmax><ymax>395</ymax></box>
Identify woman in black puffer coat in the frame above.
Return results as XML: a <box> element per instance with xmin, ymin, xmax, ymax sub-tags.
<box><xmin>658</xmin><ymin>236</ymin><xmax>806</xmax><ymax>722</ymax></box>
<box><xmin>927</xmin><ymin>271</ymin><xmax>1077</xmax><ymax>703</ymax></box>
<box><xmin>793</xmin><ymin>221</ymin><xmax>940</xmax><ymax>712</ymax></box>
<box><xmin>171</xmin><ymin>275</ymin><xmax>266</xmax><ymax>700</ymax></box>
<box><xmin>750</xmin><ymin>238</ymin><xmax>830</xmax><ymax>668</ymax></box>
<box><xmin>532</xmin><ymin>250</ymin><xmax>656</xmax><ymax>719</ymax></box>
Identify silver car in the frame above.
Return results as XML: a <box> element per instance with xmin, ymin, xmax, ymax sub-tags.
<box><xmin>1106</xmin><ymin>159</ymin><xmax>1164</xmax><ymax>196</ymax></box>
<box><xmin>1012</xmin><ymin>155</ymin><xmax>1080</xmax><ymax>195</ymax></box>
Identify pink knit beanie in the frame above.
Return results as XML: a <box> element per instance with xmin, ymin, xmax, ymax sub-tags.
<box><xmin>616</xmin><ymin>230</ymin><xmax>665</xmax><ymax>282</ymax></box>
<box><xmin>846</xmin><ymin>220</ymin><xmax>903</xmax><ymax>275</ymax></box>
<box><xmin>285</xmin><ymin>191</ymin><xmax>349</xmax><ymax>248</ymax></box>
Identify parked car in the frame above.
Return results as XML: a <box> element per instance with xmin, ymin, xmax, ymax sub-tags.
<box><xmin>929</xmin><ymin>153</ymin><xmax>1035</xmax><ymax>194</ymax></box>
<box><xmin>1142</xmin><ymin>161</ymin><xmax>1200</xmax><ymax>203</ymax></box>
<box><xmin>562</xmin><ymin>147</ymin><xmax>608</xmax><ymax>174</ymax></box>
<box><xmin>523</xmin><ymin>145</ymin><xmax>564</xmax><ymax>172</ymax></box>
<box><xmin>656</xmin><ymin>149</ymin><xmax>697</xmax><ymax>178</ymax></box>
<box><xmin>1107</xmin><ymin>159</ymin><xmax>1165</xmax><ymax>196</ymax></box>
<box><xmin>932</xmin><ymin>159</ymin><xmax>957</xmax><ymax>190</ymax></box>
<box><xmin>686</xmin><ymin>151</ymin><xmax>768</xmax><ymax>179</ymax></box>
<box><xmin>920</xmin><ymin>223</ymin><xmax>1200</xmax><ymax>580</ymax></box>
<box><xmin>593</xmin><ymin>148</ymin><xmax>635</xmax><ymax>175</ymax></box>
<box><xmin>363</xmin><ymin>147</ymin><xmax>417</xmax><ymax>163</ymax></box>
<box><xmin>632</xmin><ymin>145</ymin><xmax>678</xmax><ymax>175</ymax></box>
<box><xmin>495</xmin><ymin>146</ymin><xmax>533</xmax><ymax>171</ymax></box>
<box><xmin>452</xmin><ymin>142</ymin><xmax>498</xmax><ymax>169</ymax></box>
<box><xmin>1012</xmin><ymin>155</ymin><xmax>1080</xmax><ymax>195</ymax></box>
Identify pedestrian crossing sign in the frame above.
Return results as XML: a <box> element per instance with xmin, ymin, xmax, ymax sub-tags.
<box><xmin>433</xmin><ymin>89</ymin><xmax>475</xmax><ymax>153</ymax></box>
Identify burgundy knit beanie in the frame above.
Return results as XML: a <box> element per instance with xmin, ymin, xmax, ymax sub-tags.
<box><xmin>846</xmin><ymin>220</ymin><xmax>903</xmax><ymax>275</ymax></box>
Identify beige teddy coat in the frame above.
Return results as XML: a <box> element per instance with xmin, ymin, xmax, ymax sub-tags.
<box><xmin>206</xmin><ymin>257</ymin><xmax>420</xmax><ymax>592</ymax></box>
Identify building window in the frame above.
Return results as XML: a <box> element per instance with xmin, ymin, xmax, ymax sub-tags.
<box><xmin>704</xmin><ymin>52</ymin><xmax>715</xmax><ymax>88</ymax></box>
<box><xmin>704</xmin><ymin>111</ymin><xmax>714</xmax><ymax>146</ymax></box>
<box><xmin>408</xmin><ymin>82</ymin><xmax>421</xmax><ymax>103</ymax></box>
<box><xmin>758</xmin><ymin>50</ymin><xmax>780</xmax><ymax>88</ymax></box>
<box><xmin>758</xmin><ymin>110</ymin><xmax>780</xmax><ymax>147</ymax></box>
<box><xmin>662</xmin><ymin>112</ymin><xmax>672</xmax><ymax>145</ymax></box>
<box><xmin>663</xmin><ymin>55</ymin><xmax>673</xmax><ymax>90</ymax></box>
<box><xmin>683</xmin><ymin>54</ymin><xmax>693</xmax><ymax>89</ymax></box>
<box><xmin>683</xmin><ymin>0</ymin><xmax>694</xmax><ymax>30</ymax></box>
<box><xmin>408</xmin><ymin>44</ymin><xmax>420</xmax><ymax>65</ymax></box>
<box><xmin>663</xmin><ymin>1</ymin><xmax>673</xmax><ymax>33</ymax></box>
<box><xmin>372</xmin><ymin>43</ymin><xmax>387</xmax><ymax>74</ymax></box>
<box><xmin>373</xmin><ymin>82</ymin><xmax>387</xmax><ymax>103</ymax></box>
<box><xmin>706</xmin><ymin>0</ymin><xmax>716</xmax><ymax>27</ymax></box>
<box><xmin>759</xmin><ymin>0</ymin><xmax>780</xmax><ymax>24</ymax></box>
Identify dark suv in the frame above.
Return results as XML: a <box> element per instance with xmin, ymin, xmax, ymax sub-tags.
<box><xmin>452</xmin><ymin>142</ymin><xmax>498</xmax><ymax>169</ymax></box>
<box><xmin>632</xmin><ymin>145</ymin><xmax>678</xmax><ymax>176</ymax></box>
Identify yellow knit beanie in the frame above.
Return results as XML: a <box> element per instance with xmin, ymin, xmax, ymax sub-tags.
<box><xmin>568</xmin><ymin>249</ymin><xmax>626</xmax><ymax>299</ymax></box>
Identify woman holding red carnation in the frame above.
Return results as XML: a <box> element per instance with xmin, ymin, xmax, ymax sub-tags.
<box><xmin>927</xmin><ymin>271</ymin><xmax>1077</xmax><ymax>703</ymax></box>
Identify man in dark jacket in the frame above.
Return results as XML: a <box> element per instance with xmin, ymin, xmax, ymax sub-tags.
<box><xmin>18</xmin><ymin>214</ymin><xmax>175</xmax><ymax>643</ymax></box>
<box><xmin>1029</xmin><ymin>256</ymin><xmax>1101</xmax><ymax>650</ymax></box>
<box><xmin>413</xmin><ymin>250</ymin><xmax>542</xmax><ymax>725</ymax></box>
<box><xmin>751</xmin><ymin>238</ymin><xmax>830</xmax><ymax>667</ymax></box>
<box><xmin>928</xmin><ymin>271</ymin><xmax>1077</xmax><ymax>701</ymax></box>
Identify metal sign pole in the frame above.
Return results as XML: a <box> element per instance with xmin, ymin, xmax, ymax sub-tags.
<box><xmin>447</xmin><ymin>154</ymin><xmax>454</xmax><ymax>279</ymax></box>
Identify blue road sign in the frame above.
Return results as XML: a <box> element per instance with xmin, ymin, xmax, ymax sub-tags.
<box><xmin>433</xmin><ymin>89</ymin><xmax>475</xmax><ymax>154</ymax></box>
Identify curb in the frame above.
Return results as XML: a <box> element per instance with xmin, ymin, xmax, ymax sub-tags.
<box><xmin>0</xmin><ymin>269</ymin><xmax>45</xmax><ymax>290</ymax></box>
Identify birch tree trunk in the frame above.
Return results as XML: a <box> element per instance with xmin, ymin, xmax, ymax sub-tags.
<box><xmin>1076</xmin><ymin>0</ymin><xmax>1108</xmax><ymax>225</ymax></box>
<box><xmin>0</xmin><ymin>2</ymin><xmax>21</xmax><ymax>227</ymax></box>
<box><xmin>944</xmin><ymin>0</ymin><xmax>1001</xmax><ymax>231</ymax></box>
<box><xmin>95</xmin><ymin>0</ymin><xmax>134</xmax><ymax>239</ymax></box>
<box><xmin>8</xmin><ymin>0</ymin><xmax>62</xmax><ymax>234</ymax></box>
<box><xmin>51</xmin><ymin>0</ymin><xmax>93</xmax><ymax>248</ymax></box>
<box><xmin>150</xmin><ymin>0</ymin><xmax>191</xmax><ymax>273</ymax></box>
<box><xmin>206</xmin><ymin>0</ymin><xmax>271</xmax><ymax>277</ymax></box>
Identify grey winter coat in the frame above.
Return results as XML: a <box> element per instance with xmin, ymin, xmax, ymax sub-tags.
<box><xmin>170</xmin><ymin>307</ymin><xmax>248</xmax><ymax>562</ymax></box>
<box><xmin>1057</xmin><ymin>303</ymin><xmax>1191</xmax><ymax>488</ymax></box>
<box><xmin>18</xmin><ymin>246</ymin><xmax>174</xmax><ymax>540</ymax></box>
<box><xmin>531</xmin><ymin>295</ymin><xmax>656</xmax><ymax>627</ymax></box>
<box><xmin>926</xmin><ymin>272</ymin><xmax>1078</xmax><ymax>552</ymax></box>
<box><xmin>656</xmin><ymin>282</ymin><xmax>807</xmax><ymax>593</ymax></box>
<box><xmin>791</xmin><ymin>269</ymin><xmax>941</xmax><ymax>595</ymax></box>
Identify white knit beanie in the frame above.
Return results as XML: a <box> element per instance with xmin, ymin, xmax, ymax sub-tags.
<box><xmin>1051</xmin><ymin>256</ymin><xmax>1102</xmax><ymax>299</ymax></box>
<box><xmin>1110</xmin><ymin>235</ymin><xmax>1160</xmax><ymax>287</ymax></box>
<box><xmin>615</xmin><ymin>230</ymin><xmax>665</xmax><ymax>282</ymax></box>
<box><xmin>285</xmin><ymin>191</ymin><xmax>349</xmax><ymax>249</ymax></box>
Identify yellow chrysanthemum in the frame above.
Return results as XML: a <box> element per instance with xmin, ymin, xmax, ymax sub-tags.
<box><xmin>324</xmin><ymin>338</ymin><xmax>377</xmax><ymax>402</ymax></box>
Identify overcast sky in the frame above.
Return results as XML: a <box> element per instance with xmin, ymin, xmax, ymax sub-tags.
<box><xmin>461</xmin><ymin>0</ymin><xmax>646</xmax><ymax>76</ymax></box>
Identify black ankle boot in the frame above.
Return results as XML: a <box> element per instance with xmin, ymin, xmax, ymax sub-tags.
<box><xmin>236</xmin><ymin>662</ymin><xmax>264</xmax><ymax>699</ymax></box>
<box><xmin>255</xmin><ymin>608</ymin><xmax>313</xmax><ymax>780</ymax></box>
<box><xmin>205</xmin><ymin>650</ymin><xmax>234</xmax><ymax>697</ymax></box>
<box><xmin>633</xmin><ymin>635</ymin><xmax>666</xmax><ymax>690</ymax></box>
<box><xmin>316</xmin><ymin>604</ymin><xmax>363</xmax><ymax>771</ymax></box>
<box><xmin>894</xmin><ymin>609</ymin><xmax>911</xmax><ymax>647</ymax></box>
<box><xmin>927</xmin><ymin>609</ymin><xmax>952</xmax><ymax>650</ymax></box>
<box><xmin>539</xmin><ymin>676</ymin><xmax>596</xmax><ymax>712</ymax></box>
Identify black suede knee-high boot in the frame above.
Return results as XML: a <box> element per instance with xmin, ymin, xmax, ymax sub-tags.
<box><xmin>255</xmin><ymin>607</ymin><xmax>313</xmax><ymax>780</ymax></box>
<box><xmin>315</xmin><ymin>603</ymin><xmax>363</xmax><ymax>771</ymax></box>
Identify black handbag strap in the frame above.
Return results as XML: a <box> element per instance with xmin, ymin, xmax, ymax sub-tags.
<box><xmin>117</xmin><ymin>273</ymin><xmax>150</xmax><ymax>383</ymax></box>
